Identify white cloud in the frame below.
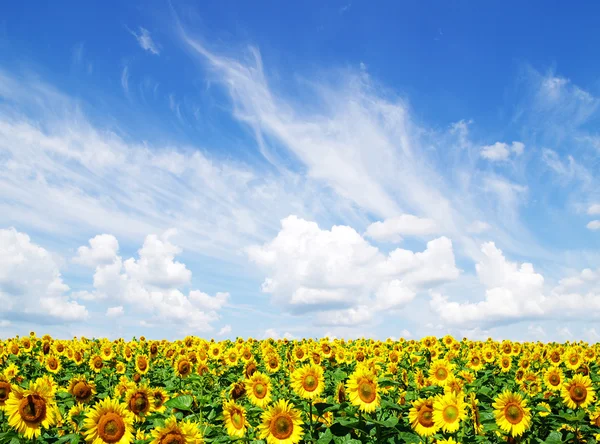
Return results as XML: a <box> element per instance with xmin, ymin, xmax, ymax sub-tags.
<box><xmin>0</xmin><ymin>228</ymin><xmax>88</xmax><ymax>323</ymax></box>
<box><xmin>527</xmin><ymin>324</ymin><xmax>546</xmax><ymax>338</ymax></box>
<box><xmin>364</xmin><ymin>214</ymin><xmax>437</xmax><ymax>242</ymax></box>
<box><xmin>587</xmin><ymin>220</ymin><xmax>600</xmax><ymax>231</ymax></box>
<box><xmin>557</xmin><ymin>326</ymin><xmax>573</xmax><ymax>338</ymax></box>
<box><xmin>74</xmin><ymin>234</ymin><xmax>120</xmax><ymax>267</ymax></box>
<box><xmin>248</xmin><ymin>215</ymin><xmax>459</xmax><ymax>325</ymax></box>
<box><xmin>588</xmin><ymin>204</ymin><xmax>600</xmax><ymax>215</ymax></box>
<box><xmin>106</xmin><ymin>306</ymin><xmax>124</xmax><ymax>317</ymax></box>
<box><xmin>400</xmin><ymin>328</ymin><xmax>412</xmax><ymax>338</ymax></box>
<box><xmin>218</xmin><ymin>325</ymin><xmax>231</xmax><ymax>336</ymax></box>
<box><xmin>76</xmin><ymin>231</ymin><xmax>228</xmax><ymax>332</ymax></box>
<box><xmin>430</xmin><ymin>241</ymin><xmax>545</xmax><ymax>327</ymax></box>
<box><xmin>130</xmin><ymin>27</ymin><xmax>160</xmax><ymax>55</ymax></box>
<box><xmin>480</xmin><ymin>141</ymin><xmax>525</xmax><ymax>161</ymax></box>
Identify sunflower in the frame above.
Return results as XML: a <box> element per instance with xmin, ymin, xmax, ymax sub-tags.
<box><xmin>68</xmin><ymin>403</ymin><xmax>87</xmax><ymax>432</ymax></box>
<box><xmin>68</xmin><ymin>375</ymin><xmax>97</xmax><ymax>404</ymax></box>
<box><xmin>3</xmin><ymin>363</ymin><xmax>19</xmax><ymax>381</ymax></box>
<box><xmin>83</xmin><ymin>397</ymin><xmax>134</xmax><ymax>444</ymax></box>
<box><xmin>0</xmin><ymin>378</ymin><xmax>12</xmax><ymax>410</ymax></box>
<box><xmin>45</xmin><ymin>355</ymin><xmax>61</xmax><ymax>373</ymax></box>
<box><xmin>561</xmin><ymin>374</ymin><xmax>596</xmax><ymax>409</ymax></box>
<box><xmin>230</xmin><ymin>381</ymin><xmax>246</xmax><ymax>401</ymax></box>
<box><xmin>258</xmin><ymin>399</ymin><xmax>304</xmax><ymax>444</ymax></box>
<box><xmin>89</xmin><ymin>355</ymin><xmax>104</xmax><ymax>373</ymax></box>
<box><xmin>468</xmin><ymin>392</ymin><xmax>484</xmax><ymax>435</ymax></box>
<box><xmin>265</xmin><ymin>353</ymin><xmax>281</xmax><ymax>373</ymax></box>
<box><xmin>564</xmin><ymin>349</ymin><xmax>582</xmax><ymax>371</ymax></box>
<box><xmin>292</xmin><ymin>345</ymin><xmax>307</xmax><ymax>362</ymax></box>
<box><xmin>541</xmin><ymin>365</ymin><xmax>560</xmax><ymax>390</ymax></box>
<box><xmin>151</xmin><ymin>388</ymin><xmax>169</xmax><ymax>413</ymax></box>
<box><xmin>291</xmin><ymin>364</ymin><xmax>325</xmax><ymax>400</ymax></box>
<box><xmin>408</xmin><ymin>398</ymin><xmax>439</xmax><ymax>437</ymax></box>
<box><xmin>150</xmin><ymin>416</ymin><xmax>201</xmax><ymax>444</ymax></box>
<box><xmin>492</xmin><ymin>390</ymin><xmax>532</xmax><ymax>437</ymax></box>
<box><xmin>5</xmin><ymin>377</ymin><xmax>60</xmax><ymax>439</ymax></box>
<box><xmin>124</xmin><ymin>384</ymin><xmax>155</xmax><ymax>421</ymax></box>
<box><xmin>346</xmin><ymin>366</ymin><xmax>380</xmax><ymax>413</ymax></box>
<box><xmin>209</xmin><ymin>343</ymin><xmax>223</xmax><ymax>361</ymax></box>
<box><xmin>197</xmin><ymin>363</ymin><xmax>210</xmax><ymax>377</ymax></box>
<box><xmin>135</xmin><ymin>354</ymin><xmax>150</xmax><ymax>375</ymax></box>
<box><xmin>429</xmin><ymin>359</ymin><xmax>454</xmax><ymax>386</ymax></box>
<box><xmin>224</xmin><ymin>348</ymin><xmax>239</xmax><ymax>366</ymax></box>
<box><xmin>175</xmin><ymin>356</ymin><xmax>194</xmax><ymax>378</ymax></box>
<box><xmin>244</xmin><ymin>360</ymin><xmax>258</xmax><ymax>379</ymax></box>
<box><xmin>245</xmin><ymin>372</ymin><xmax>272</xmax><ymax>408</ymax></box>
<box><xmin>223</xmin><ymin>399</ymin><xmax>249</xmax><ymax>438</ymax></box>
<box><xmin>498</xmin><ymin>356</ymin><xmax>512</xmax><ymax>373</ymax></box>
<box><xmin>432</xmin><ymin>392</ymin><xmax>467</xmax><ymax>433</ymax></box>
<box><xmin>538</xmin><ymin>402</ymin><xmax>551</xmax><ymax>417</ymax></box>
<box><xmin>115</xmin><ymin>362</ymin><xmax>126</xmax><ymax>375</ymax></box>
<box><xmin>100</xmin><ymin>343</ymin><xmax>115</xmax><ymax>361</ymax></box>
<box><xmin>589</xmin><ymin>407</ymin><xmax>600</xmax><ymax>427</ymax></box>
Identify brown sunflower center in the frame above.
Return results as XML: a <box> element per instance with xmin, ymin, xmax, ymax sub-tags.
<box><xmin>158</xmin><ymin>431</ymin><xmax>185</xmax><ymax>444</ymax></box>
<box><xmin>18</xmin><ymin>394</ymin><xmax>47</xmax><ymax>424</ymax></box>
<box><xmin>595</xmin><ymin>416</ymin><xmax>600</xmax><ymax>427</ymax></box>
<box><xmin>270</xmin><ymin>414</ymin><xmax>294</xmax><ymax>440</ymax></box>
<box><xmin>129</xmin><ymin>393</ymin><xmax>149</xmax><ymax>414</ymax></box>
<box><xmin>303</xmin><ymin>375</ymin><xmax>318</xmax><ymax>391</ymax></box>
<box><xmin>549</xmin><ymin>374</ymin><xmax>560</xmax><ymax>386</ymax></box>
<box><xmin>569</xmin><ymin>384</ymin><xmax>587</xmax><ymax>403</ymax></box>
<box><xmin>269</xmin><ymin>359</ymin><xmax>278</xmax><ymax>369</ymax></box>
<box><xmin>178</xmin><ymin>361</ymin><xmax>190</xmax><ymax>375</ymax></box>
<box><xmin>435</xmin><ymin>367</ymin><xmax>448</xmax><ymax>380</ymax></box>
<box><xmin>231</xmin><ymin>410</ymin><xmax>244</xmax><ymax>429</ymax></box>
<box><xmin>151</xmin><ymin>344</ymin><xmax>158</xmax><ymax>354</ymax></box>
<box><xmin>442</xmin><ymin>405</ymin><xmax>459</xmax><ymax>422</ymax></box>
<box><xmin>504</xmin><ymin>403</ymin><xmax>524</xmax><ymax>424</ymax></box>
<box><xmin>254</xmin><ymin>382</ymin><xmax>267</xmax><ymax>399</ymax></box>
<box><xmin>570</xmin><ymin>355</ymin><xmax>578</xmax><ymax>364</ymax></box>
<box><xmin>74</xmin><ymin>381</ymin><xmax>92</xmax><ymax>401</ymax></box>
<box><xmin>0</xmin><ymin>382</ymin><xmax>11</xmax><ymax>402</ymax></box>
<box><xmin>137</xmin><ymin>359</ymin><xmax>148</xmax><ymax>371</ymax></box>
<box><xmin>48</xmin><ymin>358</ymin><xmax>58</xmax><ymax>370</ymax></box>
<box><xmin>94</xmin><ymin>358</ymin><xmax>103</xmax><ymax>369</ymax></box>
<box><xmin>418</xmin><ymin>405</ymin><xmax>434</xmax><ymax>427</ymax></box>
<box><xmin>98</xmin><ymin>412</ymin><xmax>126</xmax><ymax>444</ymax></box>
<box><xmin>358</xmin><ymin>380</ymin><xmax>377</xmax><ymax>404</ymax></box>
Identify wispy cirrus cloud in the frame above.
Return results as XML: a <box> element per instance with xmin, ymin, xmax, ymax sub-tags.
<box><xmin>129</xmin><ymin>27</ymin><xmax>160</xmax><ymax>55</ymax></box>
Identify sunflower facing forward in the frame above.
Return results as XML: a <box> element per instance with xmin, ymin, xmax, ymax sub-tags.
<box><xmin>5</xmin><ymin>377</ymin><xmax>60</xmax><ymax>439</ymax></box>
<box><xmin>68</xmin><ymin>375</ymin><xmax>97</xmax><ymax>404</ymax></box>
<box><xmin>223</xmin><ymin>399</ymin><xmax>249</xmax><ymax>438</ymax></box>
<box><xmin>561</xmin><ymin>374</ymin><xmax>596</xmax><ymax>409</ymax></box>
<box><xmin>258</xmin><ymin>399</ymin><xmax>304</xmax><ymax>444</ymax></box>
<box><xmin>432</xmin><ymin>392</ymin><xmax>467</xmax><ymax>433</ymax></box>
<box><xmin>346</xmin><ymin>366</ymin><xmax>381</xmax><ymax>413</ymax></box>
<box><xmin>408</xmin><ymin>397</ymin><xmax>439</xmax><ymax>437</ymax></box>
<box><xmin>150</xmin><ymin>416</ymin><xmax>201</xmax><ymax>444</ymax></box>
<box><xmin>124</xmin><ymin>384</ymin><xmax>155</xmax><ymax>421</ymax></box>
<box><xmin>245</xmin><ymin>371</ymin><xmax>272</xmax><ymax>408</ymax></box>
<box><xmin>83</xmin><ymin>397</ymin><xmax>134</xmax><ymax>444</ymax></box>
<box><xmin>290</xmin><ymin>363</ymin><xmax>325</xmax><ymax>400</ymax></box>
<box><xmin>493</xmin><ymin>390</ymin><xmax>532</xmax><ymax>437</ymax></box>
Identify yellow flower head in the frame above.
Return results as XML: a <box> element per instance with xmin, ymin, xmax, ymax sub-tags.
<box><xmin>258</xmin><ymin>399</ymin><xmax>304</xmax><ymax>444</ymax></box>
<box><xmin>492</xmin><ymin>390</ymin><xmax>532</xmax><ymax>437</ymax></box>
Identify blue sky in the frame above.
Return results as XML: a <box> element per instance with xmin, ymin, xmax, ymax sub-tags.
<box><xmin>1</xmin><ymin>1</ymin><xmax>600</xmax><ymax>341</ymax></box>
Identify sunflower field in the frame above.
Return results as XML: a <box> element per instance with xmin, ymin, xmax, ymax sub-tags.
<box><xmin>1</xmin><ymin>334</ymin><xmax>600</xmax><ymax>444</ymax></box>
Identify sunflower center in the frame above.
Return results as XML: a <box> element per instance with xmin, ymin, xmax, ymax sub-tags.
<box><xmin>595</xmin><ymin>416</ymin><xmax>600</xmax><ymax>427</ymax></box>
<box><xmin>358</xmin><ymin>380</ymin><xmax>377</xmax><ymax>403</ymax></box>
<box><xmin>442</xmin><ymin>405</ymin><xmax>459</xmax><ymax>422</ymax></box>
<box><xmin>154</xmin><ymin>393</ymin><xmax>165</xmax><ymax>407</ymax></box>
<box><xmin>269</xmin><ymin>359</ymin><xmax>278</xmax><ymax>368</ymax></box>
<box><xmin>418</xmin><ymin>406</ymin><xmax>434</xmax><ymax>427</ymax></box>
<box><xmin>129</xmin><ymin>393</ymin><xmax>149</xmax><ymax>414</ymax></box>
<box><xmin>97</xmin><ymin>413</ymin><xmax>127</xmax><ymax>444</ymax></box>
<box><xmin>549</xmin><ymin>374</ymin><xmax>560</xmax><ymax>386</ymax></box>
<box><xmin>48</xmin><ymin>359</ymin><xmax>58</xmax><ymax>370</ymax></box>
<box><xmin>254</xmin><ymin>382</ymin><xmax>267</xmax><ymax>399</ymax></box>
<box><xmin>231</xmin><ymin>410</ymin><xmax>244</xmax><ymax>429</ymax></box>
<box><xmin>138</xmin><ymin>360</ymin><xmax>148</xmax><ymax>371</ymax></box>
<box><xmin>178</xmin><ymin>361</ymin><xmax>190</xmax><ymax>375</ymax></box>
<box><xmin>504</xmin><ymin>403</ymin><xmax>524</xmax><ymax>424</ymax></box>
<box><xmin>159</xmin><ymin>431</ymin><xmax>185</xmax><ymax>444</ymax></box>
<box><xmin>435</xmin><ymin>368</ymin><xmax>448</xmax><ymax>380</ymax></box>
<box><xmin>94</xmin><ymin>359</ymin><xmax>103</xmax><ymax>369</ymax></box>
<box><xmin>570</xmin><ymin>356</ymin><xmax>578</xmax><ymax>364</ymax></box>
<box><xmin>18</xmin><ymin>395</ymin><xmax>47</xmax><ymax>424</ymax></box>
<box><xmin>270</xmin><ymin>414</ymin><xmax>294</xmax><ymax>440</ymax></box>
<box><xmin>569</xmin><ymin>384</ymin><xmax>587</xmax><ymax>403</ymax></box>
<box><xmin>0</xmin><ymin>382</ymin><xmax>11</xmax><ymax>402</ymax></box>
<box><xmin>303</xmin><ymin>375</ymin><xmax>318</xmax><ymax>391</ymax></box>
<box><xmin>74</xmin><ymin>381</ymin><xmax>92</xmax><ymax>401</ymax></box>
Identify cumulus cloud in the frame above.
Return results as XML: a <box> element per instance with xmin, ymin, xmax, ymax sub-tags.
<box><xmin>218</xmin><ymin>325</ymin><xmax>232</xmax><ymax>336</ymax></box>
<box><xmin>74</xmin><ymin>234</ymin><xmax>120</xmax><ymax>267</ymax></box>
<box><xmin>248</xmin><ymin>215</ymin><xmax>459</xmax><ymax>326</ymax></box>
<box><xmin>0</xmin><ymin>228</ymin><xmax>88</xmax><ymax>323</ymax></box>
<box><xmin>587</xmin><ymin>220</ymin><xmax>600</xmax><ymax>231</ymax></box>
<box><xmin>480</xmin><ymin>141</ymin><xmax>525</xmax><ymax>161</ymax></box>
<box><xmin>588</xmin><ymin>204</ymin><xmax>600</xmax><ymax>215</ymax></box>
<box><xmin>76</xmin><ymin>230</ymin><xmax>229</xmax><ymax>332</ymax></box>
<box><xmin>364</xmin><ymin>214</ymin><xmax>438</xmax><ymax>242</ymax></box>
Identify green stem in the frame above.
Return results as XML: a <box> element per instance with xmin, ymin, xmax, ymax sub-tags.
<box><xmin>309</xmin><ymin>399</ymin><xmax>315</xmax><ymax>443</ymax></box>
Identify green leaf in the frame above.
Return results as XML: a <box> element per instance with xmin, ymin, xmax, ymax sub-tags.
<box><xmin>381</xmin><ymin>416</ymin><xmax>399</xmax><ymax>428</ymax></box>
<box><xmin>317</xmin><ymin>428</ymin><xmax>333</xmax><ymax>444</ymax></box>
<box><xmin>544</xmin><ymin>431</ymin><xmax>563</xmax><ymax>444</ymax></box>
<box><xmin>165</xmin><ymin>395</ymin><xmax>194</xmax><ymax>411</ymax></box>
